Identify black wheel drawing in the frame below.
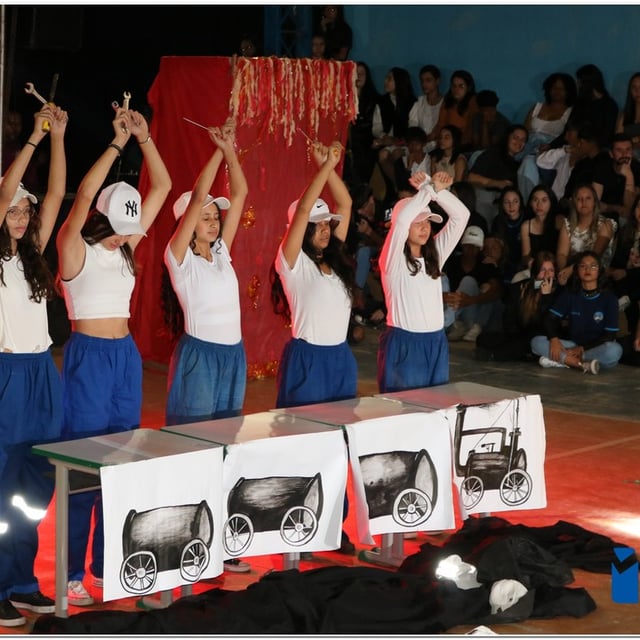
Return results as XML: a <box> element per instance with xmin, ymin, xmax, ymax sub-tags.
<box><xmin>280</xmin><ymin>506</ymin><xmax>317</xmax><ymax>545</ymax></box>
<box><xmin>499</xmin><ymin>469</ymin><xmax>532</xmax><ymax>505</ymax></box>
<box><xmin>461</xmin><ymin>475</ymin><xmax>484</xmax><ymax>510</ymax></box>
<box><xmin>223</xmin><ymin>513</ymin><xmax>254</xmax><ymax>556</ymax></box>
<box><xmin>392</xmin><ymin>488</ymin><xmax>432</xmax><ymax>526</ymax></box>
<box><xmin>120</xmin><ymin>550</ymin><xmax>157</xmax><ymax>593</ymax></box>
<box><xmin>179</xmin><ymin>538</ymin><xmax>210</xmax><ymax>582</ymax></box>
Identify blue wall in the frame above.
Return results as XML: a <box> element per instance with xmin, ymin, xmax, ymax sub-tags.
<box><xmin>346</xmin><ymin>5</ymin><xmax>640</xmax><ymax>123</ymax></box>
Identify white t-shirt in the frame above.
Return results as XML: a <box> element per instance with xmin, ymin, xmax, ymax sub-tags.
<box><xmin>409</xmin><ymin>95</ymin><xmax>443</xmax><ymax>136</ymax></box>
<box><xmin>379</xmin><ymin>185</ymin><xmax>470</xmax><ymax>332</ymax></box>
<box><xmin>275</xmin><ymin>247</ymin><xmax>351</xmax><ymax>346</ymax></box>
<box><xmin>164</xmin><ymin>241</ymin><xmax>241</xmax><ymax>344</ymax></box>
<box><xmin>0</xmin><ymin>255</ymin><xmax>51</xmax><ymax>353</ymax></box>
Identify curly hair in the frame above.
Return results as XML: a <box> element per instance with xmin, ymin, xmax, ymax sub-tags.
<box><xmin>271</xmin><ymin>222</ymin><xmax>356</xmax><ymax>324</ymax></box>
<box><xmin>0</xmin><ymin>205</ymin><xmax>55</xmax><ymax>302</ymax></box>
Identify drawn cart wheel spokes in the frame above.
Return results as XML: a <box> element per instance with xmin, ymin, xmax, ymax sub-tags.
<box><xmin>120</xmin><ymin>551</ymin><xmax>157</xmax><ymax>594</ymax></box>
<box><xmin>461</xmin><ymin>475</ymin><xmax>484</xmax><ymax>510</ymax></box>
<box><xmin>392</xmin><ymin>488</ymin><xmax>432</xmax><ymax>526</ymax></box>
<box><xmin>500</xmin><ymin>469</ymin><xmax>532</xmax><ymax>505</ymax></box>
<box><xmin>180</xmin><ymin>538</ymin><xmax>210</xmax><ymax>582</ymax></box>
<box><xmin>224</xmin><ymin>514</ymin><xmax>254</xmax><ymax>556</ymax></box>
<box><xmin>280</xmin><ymin>506</ymin><xmax>317</xmax><ymax>546</ymax></box>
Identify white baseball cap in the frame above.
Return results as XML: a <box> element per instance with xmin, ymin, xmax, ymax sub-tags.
<box><xmin>173</xmin><ymin>191</ymin><xmax>231</xmax><ymax>220</ymax></box>
<box><xmin>0</xmin><ymin>178</ymin><xmax>38</xmax><ymax>208</ymax></box>
<box><xmin>96</xmin><ymin>182</ymin><xmax>146</xmax><ymax>236</ymax></box>
<box><xmin>460</xmin><ymin>225</ymin><xmax>485</xmax><ymax>248</ymax></box>
<box><xmin>390</xmin><ymin>197</ymin><xmax>443</xmax><ymax>226</ymax></box>
<box><xmin>287</xmin><ymin>197</ymin><xmax>343</xmax><ymax>225</ymax></box>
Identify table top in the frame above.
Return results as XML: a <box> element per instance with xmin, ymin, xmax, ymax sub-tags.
<box><xmin>271</xmin><ymin>396</ymin><xmax>434</xmax><ymax>427</ymax></box>
<box><xmin>377</xmin><ymin>382</ymin><xmax>526</xmax><ymax>410</ymax></box>
<box><xmin>32</xmin><ymin>428</ymin><xmax>221</xmax><ymax>470</ymax></box>
<box><xmin>162</xmin><ymin>411</ymin><xmax>343</xmax><ymax>445</ymax></box>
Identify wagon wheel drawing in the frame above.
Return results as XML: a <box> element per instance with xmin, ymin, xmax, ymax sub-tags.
<box><xmin>499</xmin><ymin>469</ymin><xmax>532</xmax><ymax>505</ymax></box>
<box><xmin>120</xmin><ymin>550</ymin><xmax>157</xmax><ymax>593</ymax></box>
<box><xmin>179</xmin><ymin>538</ymin><xmax>210</xmax><ymax>582</ymax></box>
<box><xmin>280</xmin><ymin>505</ymin><xmax>317</xmax><ymax>545</ymax></box>
<box><xmin>223</xmin><ymin>513</ymin><xmax>254</xmax><ymax>556</ymax></box>
<box><xmin>392</xmin><ymin>488</ymin><xmax>432</xmax><ymax>526</ymax></box>
<box><xmin>461</xmin><ymin>475</ymin><xmax>484</xmax><ymax>509</ymax></box>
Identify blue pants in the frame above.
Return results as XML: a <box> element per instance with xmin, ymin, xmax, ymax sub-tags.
<box><xmin>0</xmin><ymin>351</ymin><xmax>62</xmax><ymax>599</ymax></box>
<box><xmin>530</xmin><ymin>336</ymin><xmax>623</xmax><ymax>369</ymax></box>
<box><xmin>377</xmin><ymin>325</ymin><xmax>449</xmax><ymax>393</ymax></box>
<box><xmin>166</xmin><ymin>334</ymin><xmax>246</xmax><ymax>425</ymax></box>
<box><xmin>446</xmin><ymin>275</ymin><xmax>504</xmax><ymax>331</ymax></box>
<box><xmin>62</xmin><ymin>332</ymin><xmax>142</xmax><ymax>581</ymax></box>
<box><xmin>276</xmin><ymin>339</ymin><xmax>357</xmax><ymax>409</ymax></box>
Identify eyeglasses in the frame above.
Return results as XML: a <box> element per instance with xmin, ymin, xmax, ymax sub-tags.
<box><xmin>6</xmin><ymin>205</ymin><xmax>33</xmax><ymax>220</ymax></box>
<box><xmin>578</xmin><ymin>263</ymin><xmax>599</xmax><ymax>271</ymax></box>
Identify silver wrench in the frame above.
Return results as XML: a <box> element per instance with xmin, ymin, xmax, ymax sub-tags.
<box><xmin>25</xmin><ymin>82</ymin><xmax>51</xmax><ymax>130</ymax></box>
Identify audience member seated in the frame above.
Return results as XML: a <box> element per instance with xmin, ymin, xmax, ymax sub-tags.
<box><xmin>311</xmin><ymin>32</ymin><xmax>327</xmax><ymax>59</ymax></box>
<box><xmin>491</xmin><ymin>186</ymin><xmax>526</xmax><ymax>282</ymax></box>
<box><xmin>570</xmin><ymin>64</ymin><xmax>619</xmax><ymax>149</ymax></box>
<box><xmin>531</xmin><ymin>250</ymin><xmax>623</xmax><ymax>373</ymax></box>
<box><xmin>344</xmin><ymin>61</ymin><xmax>380</xmax><ymax>186</ymax></box>
<box><xmin>433</xmin><ymin>69</ymin><xmax>478</xmax><ymax>151</ymax></box>
<box><xmin>238</xmin><ymin>33</ymin><xmax>260</xmax><ymax>56</ymax></box>
<box><xmin>450</xmin><ymin>181</ymin><xmax>489</xmax><ymax>236</ymax></box>
<box><xmin>535</xmin><ymin>119</ymin><xmax>581</xmax><ymax>200</ymax></box>
<box><xmin>372</xmin><ymin>67</ymin><xmax>417</xmax><ymax>201</ymax></box>
<box><xmin>520</xmin><ymin>184</ymin><xmax>563</xmax><ymax>269</ymax></box>
<box><xmin>319</xmin><ymin>5</ymin><xmax>353</xmax><ymax>60</ymax></box>
<box><xmin>592</xmin><ymin>133</ymin><xmax>640</xmax><ymax>223</ymax></box>
<box><xmin>605</xmin><ymin>193</ymin><xmax>640</xmax><ymax>337</ymax></box>
<box><xmin>444</xmin><ymin>225</ymin><xmax>504</xmax><ymax>342</ymax></box>
<box><xmin>408</xmin><ymin>64</ymin><xmax>443</xmax><ymax>153</ymax></box>
<box><xmin>471</xmin><ymin>90</ymin><xmax>511</xmax><ymax>151</ymax></box>
<box><xmin>394</xmin><ymin>127</ymin><xmax>429</xmax><ymax>196</ymax></box>
<box><xmin>615</xmin><ymin>72</ymin><xmax>640</xmax><ymax>160</ymax></box>
<box><xmin>476</xmin><ymin>250</ymin><xmax>559</xmax><ymax>360</ymax></box>
<box><xmin>467</xmin><ymin>124</ymin><xmax>529</xmax><ymax>225</ymax></box>
<box><xmin>556</xmin><ymin>184</ymin><xmax>616</xmax><ymax>285</ymax></box>
<box><xmin>429</xmin><ymin>124</ymin><xmax>467</xmax><ymax>182</ymax></box>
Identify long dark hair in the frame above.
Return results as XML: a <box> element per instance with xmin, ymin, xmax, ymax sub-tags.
<box><xmin>543</xmin><ymin>72</ymin><xmax>577</xmax><ymax>106</ymax></box>
<box><xmin>622</xmin><ymin>72</ymin><xmax>640</xmax><ymax>126</ymax></box>
<box><xmin>570</xmin><ymin>249</ymin><xmax>606</xmax><ymax>292</ymax></box>
<box><xmin>0</xmin><ymin>203</ymin><xmax>55</xmax><ymax>302</ymax></box>
<box><xmin>526</xmin><ymin>184</ymin><xmax>560</xmax><ymax>236</ymax></box>
<box><xmin>443</xmin><ymin>70</ymin><xmax>476</xmax><ymax>115</ymax></box>
<box><xmin>519</xmin><ymin>249</ymin><xmax>556</xmax><ymax>327</ymax></box>
<box><xmin>82</xmin><ymin>211</ymin><xmax>136</xmax><ymax>275</ymax></box>
<box><xmin>270</xmin><ymin>221</ymin><xmax>356</xmax><ymax>324</ymax></box>
<box><xmin>430</xmin><ymin>124</ymin><xmax>463</xmax><ymax>164</ymax></box>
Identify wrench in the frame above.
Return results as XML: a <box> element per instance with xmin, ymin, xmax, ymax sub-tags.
<box><xmin>121</xmin><ymin>92</ymin><xmax>131</xmax><ymax>134</ymax></box>
<box><xmin>25</xmin><ymin>82</ymin><xmax>52</xmax><ymax>131</ymax></box>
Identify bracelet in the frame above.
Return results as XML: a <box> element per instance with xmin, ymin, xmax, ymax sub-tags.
<box><xmin>26</xmin><ymin>141</ymin><xmax>38</xmax><ymax>149</ymax></box>
<box><xmin>139</xmin><ymin>135</ymin><xmax>151</xmax><ymax>145</ymax></box>
<box><xmin>108</xmin><ymin>143</ymin><xmax>123</xmax><ymax>156</ymax></box>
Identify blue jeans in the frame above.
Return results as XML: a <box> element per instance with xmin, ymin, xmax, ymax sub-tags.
<box><xmin>530</xmin><ymin>335</ymin><xmax>623</xmax><ymax>369</ymax></box>
<box><xmin>445</xmin><ymin>275</ymin><xmax>504</xmax><ymax>330</ymax></box>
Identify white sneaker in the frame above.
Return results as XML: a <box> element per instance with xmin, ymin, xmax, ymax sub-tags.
<box><xmin>581</xmin><ymin>359</ymin><xmax>600</xmax><ymax>375</ymax></box>
<box><xmin>67</xmin><ymin>581</ymin><xmax>94</xmax><ymax>607</ymax></box>
<box><xmin>538</xmin><ymin>356</ymin><xmax>568</xmax><ymax>369</ymax></box>
<box><xmin>447</xmin><ymin>320</ymin><xmax>467</xmax><ymax>342</ymax></box>
<box><xmin>462</xmin><ymin>323</ymin><xmax>482</xmax><ymax>342</ymax></box>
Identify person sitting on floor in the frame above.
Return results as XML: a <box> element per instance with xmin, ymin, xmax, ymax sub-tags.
<box><xmin>531</xmin><ymin>250</ymin><xmax>623</xmax><ymax>373</ymax></box>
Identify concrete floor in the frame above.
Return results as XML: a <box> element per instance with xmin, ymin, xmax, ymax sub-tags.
<box><xmin>4</xmin><ymin>331</ymin><xmax>639</xmax><ymax>635</ymax></box>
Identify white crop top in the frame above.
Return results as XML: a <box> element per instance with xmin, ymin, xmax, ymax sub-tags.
<box><xmin>61</xmin><ymin>240</ymin><xmax>135</xmax><ymax>320</ymax></box>
<box><xmin>164</xmin><ymin>241</ymin><xmax>241</xmax><ymax>344</ymax></box>
<box><xmin>0</xmin><ymin>255</ymin><xmax>51</xmax><ymax>353</ymax></box>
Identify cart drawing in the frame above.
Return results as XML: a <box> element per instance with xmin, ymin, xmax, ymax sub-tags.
<box><xmin>358</xmin><ymin>449</ymin><xmax>437</xmax><ymax>526</ymax></box>
<box><xmin>119</xmin><ymin>500</ymin><xmax>213</xmax><ymax>594</ymax></box>
<box><xmin>223</xmin><ymin>473</ymin><xmax>323</xmax><ymax>556</ymax></box>
<box><xmin>454</xmin><ymin>400</ymin><xmax>532</xmax><ymax>510</ymax></box>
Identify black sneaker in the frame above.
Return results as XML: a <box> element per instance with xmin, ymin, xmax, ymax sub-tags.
<box><xmin>0</xmin><ymin>599</ymin><xmax>26</xmax><ymax>627</ymax></box>
<box><xmin>9</xmin><ymin>590</ymin><xmax>55</xmax><ymax>614</ymax></box>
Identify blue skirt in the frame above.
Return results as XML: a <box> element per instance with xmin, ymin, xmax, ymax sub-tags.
<box><xmin>166</xmin><ymin>333</ymin><xmax>246</xmax><ymax>425</ymax></box>
<box><xmin>276</xmin><ymin>338</ymin><xmax>357</xmax><ymax>408</ymax></box>
<box><xmin>377</xmin><ymin>326</ymin><xmax>449</xmax><ymax>393</ymax></box>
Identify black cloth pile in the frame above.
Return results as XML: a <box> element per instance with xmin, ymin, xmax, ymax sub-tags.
<box><xmin>33</xmin><ymin>516</ymin><xmax>630</xmax><ymax>635</ymax></box>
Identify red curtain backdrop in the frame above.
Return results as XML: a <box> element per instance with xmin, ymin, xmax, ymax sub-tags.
<box><xmin>130</xmin><ymin>56</ymin><xmax>357</xmax><ymax>379</ymax></box>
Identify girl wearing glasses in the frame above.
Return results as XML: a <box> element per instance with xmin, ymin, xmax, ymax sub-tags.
<box><xmin>0</xmin><ymin>104</ymin><xmax>68</xmax><ymax>626</ymax></box>
<box><xmin>531</xmin><ymin>250</ymin><xmax>623</xmax><ymax>373</ymax></box>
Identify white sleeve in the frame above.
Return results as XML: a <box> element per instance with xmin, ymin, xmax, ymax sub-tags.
<box><xmin>408</xmin><ymin>101</ymin><xmax>419</xmax><ymax>128</ymax></box>
<box><xmin>536</xmin><ymin>147</ymin><xmax>567</xmax><ymax>170</ymax></box>
<box><xmin>372</xmin><ymin>104</ymin><xmax>384</xmax><ymax>139</ymax></box>
<box><xmin>433</xmin><ymin>188</ymin><xmax>471</xmax><ymax>266</ymax></box>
